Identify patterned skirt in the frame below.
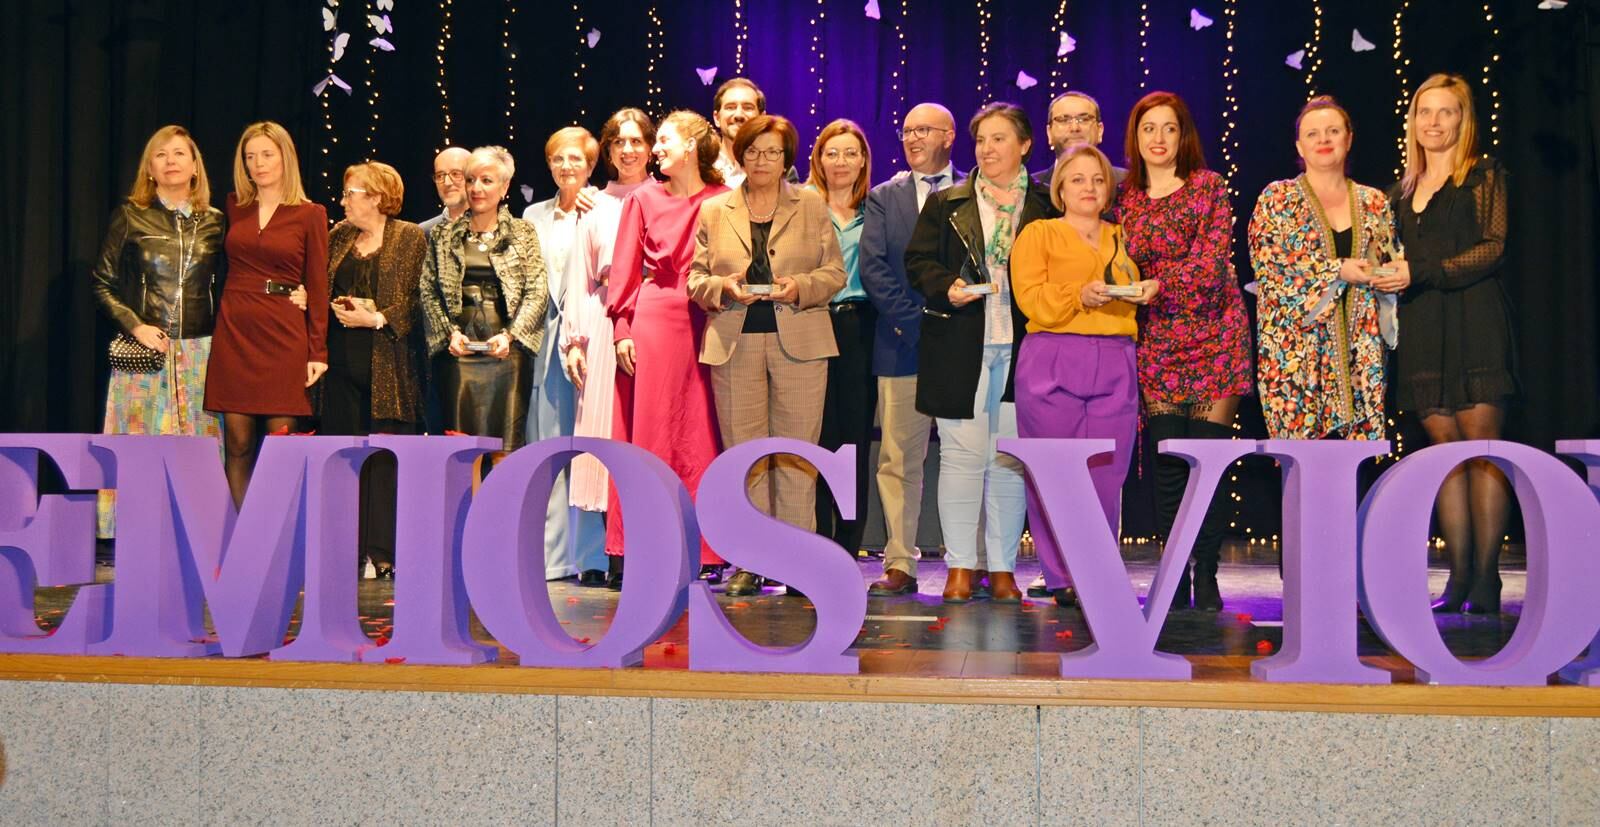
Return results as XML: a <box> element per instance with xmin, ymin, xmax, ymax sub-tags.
<box><xmin>97</xmin><ymin>335</ymin><xmax>222</xmax><ymax>538</ymax></box>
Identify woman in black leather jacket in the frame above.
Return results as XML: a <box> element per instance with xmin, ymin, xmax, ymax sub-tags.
<box><xmin>91</xmin><ymin>125</ymin><xmax>227</xmax><ymax>534</ymax></box>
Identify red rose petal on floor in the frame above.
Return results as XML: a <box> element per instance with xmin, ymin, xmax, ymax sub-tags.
<box><xmin>1236</xmin><ymin>613</ymin><xmax>1253</xmax><ymax>623</ymax></box>
<box><xmin>878</xmin><ymin>634</ymin><xmax>894</xmax><ymax>639</ymax></box>
<box><xmin>445</xmin><ymin>430</ymin><xmax>467</xmax><ymax>436</ymax></box>
<box><xmin>270</xmin><ymin>425</ymin><xmax>290</xmax><ymax>435</ymax></box>
<box><xmin>663</xmin><ymin>643</ymin><xmax>677</xmax><ymax>655</ymax></box>
<box><xmin>926</xmin><ymin>624</ymin><xmax>944</xmax><ymax>632</ymax></box>
<box><xmin>1256</xmin><ymin>640</ymin><xmax>1273</xmax><ymax>653</ymax></box>
<box><xmin>384</xmin><ymin>656</ymin><xmax>406</xmax><ymax>664</ymax></box>
<box><xmin>577</xmin><ymin>637</ymin><xmax>592</xmax><ymax>644</ymax></box>
<box><xmin>374</xmin><ymin>635</ymin><xmax>390</xmax><ymax>647</ymax></box>
<box><xmin>730</xmin><ymin>602</ymin><xmax>751</xmax><ymax>609</ymax></box>
<box><xmin>939</xmin><ymin>617</ymin><xmax>950</xmax><ymax>623</ymax></box>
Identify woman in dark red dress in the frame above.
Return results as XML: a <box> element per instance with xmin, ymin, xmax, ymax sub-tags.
<box><xmin>205</xmin><ymin>121</ymin><xmax>330</xmax><ymax>507</ymax></box>
<box><xmin>1114</xmin><ymin>92</ymin><xmax>1253</xmax><ymax>612</ymax></box>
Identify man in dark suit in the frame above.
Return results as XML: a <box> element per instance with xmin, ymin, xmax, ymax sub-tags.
<box><xmin>858</xmin><ymin>103</ymin><xmax>960</xmax><ymax>597</ymax></box>
<box><xmin>1040</xmin><ymin>90</ymin><xmax>1128</xmax><ymax>186</ymax></box>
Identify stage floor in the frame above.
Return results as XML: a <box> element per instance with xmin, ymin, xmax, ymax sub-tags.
<box><xmin>29</xmin><ymin>541</ymin><xmax>1532</xmax><ymax>684</ymax></box>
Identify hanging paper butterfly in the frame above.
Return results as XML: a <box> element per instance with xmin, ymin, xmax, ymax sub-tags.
<box><xmin>1285</xmin><ymin>50</ymin><xmax>1305</xmax><ymax>70</ymax></box>
<box><xmin>370</xmin><ymin>37</ymin><xmax>395</xmax><ymax>52</ymax></box>
<box><xmin>331</xmin><ymin>31</ymin><xmax>350</xmax><ymax>63</ymax></box>
<box><xmin>1016</xmin><ymin>70</ymin><xmax>1038</xmax><ymax>90</ymax></box>
<box><xmin>368</xmin><ymin>14</ymin><xmax>392</xmax><ymax>35</ymax></box>
<box><xmin>695</xmin><ymin>66</ymin><xmax>719</xmax><ymax>86</ymax></box>
<box><xmin>312</xmin><ymin>73</ymin><xmax>353</xmax><ymax>97</ymax></box>
<box><xmin>376</xmin><ymin>0</ymin><xmax>394</xmax><ymax>9</ymax></box>
<box><xmin>1190</xmin><ymin>8</ymin><xmax>1214</xmax><ymax>30</ymax></box>
<box><xmin>864</xmin><ymin>0</ymin><xmax>881</xmax><ymax>20</ymax></box>
<box><xmin>321</xmin><ymin>7</ymin><xmax>336</xmax><ymax>31</ymax></box>
<box><xmin>1058</xmin><ymin>31</ymin><xmax>1077</xmax><ymax>56</ymax></box>
<box><xmin>586</xmin><ymin>28</ymin><xmax>601</xmax><ymax>48</ymax></box>
<box><xmin>520</xmin><ymin>185</ymin><xmax>534</xmax><ymax>203</ymax></box>
<box><xmin>1350</xmin><ymin>29</ymin><xmax>1376</xmax><ymax>52</ymax></box>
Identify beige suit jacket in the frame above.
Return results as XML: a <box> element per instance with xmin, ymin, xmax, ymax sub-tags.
<box><xmin>688</xmin><ymin>182</ymin><xmax>846</xmax><ymax>365</ymax></box>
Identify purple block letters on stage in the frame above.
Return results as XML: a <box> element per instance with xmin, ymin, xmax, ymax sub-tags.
<box><xmin>0</xmin><ymin>432</ymin><xmax>1598</xmax><ymax>685</ymax></box>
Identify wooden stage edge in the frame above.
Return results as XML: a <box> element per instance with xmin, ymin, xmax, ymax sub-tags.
<box><xmin>1</xmin><ymin>654</ymin><xmax>1596</xmax><ymax>717</ymax></box>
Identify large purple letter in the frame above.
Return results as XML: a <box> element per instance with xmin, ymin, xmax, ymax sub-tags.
<box><xmin>87</xmin><ymin>434</ymin><xmax>373</xmax><ymax>660</ymax></box>
<box><xmin>0</xmin><ymin>435</ymin><xmax>112</xmax><ymax>653</ymax></box>
<box><xmin>1359</xmin><ymin>441</ymin><xmax>1600</xmax><ymax>685</ymax></box>
<box><xmin>1555</xmin><ymin>439</ymin><xmax>1600</xmax><ymax>686</ymax></box>
<box><xmin>1002</xmin><ymin>438</ymin><xmax>1251</xmax><ymax>680</ymax></box>
<box><xmin>364</xmin><ymin>435</ymin><xmax>500</xmax><ymax>665</ymax></box>
<box><xmin>687</xmin><ymin>439</ymin><xmax>865</xmax><ymax>673</ymax></box>
<box><xmin>461</xmin><ymin>437</ymin><xmax>695</xmax><ymax>668</ymax></box>
<box><xmin>1251</xmin><ymin>440</ymin><xmax>1391</xmax><ymax>684</ymax></box>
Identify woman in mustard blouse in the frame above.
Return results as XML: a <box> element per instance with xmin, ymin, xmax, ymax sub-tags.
<box><xmin>1010</xmin><ymin>142</ymin><xmax>1160</xmax><ymax>603</ymax></box>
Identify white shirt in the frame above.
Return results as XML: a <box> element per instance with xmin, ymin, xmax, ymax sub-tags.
<box><xmin>913</xmin><ymin>164</ymin><xmax>955</xmax><ymax>212</ymax></box>
<box><xmin>522</xmin><ymin>198</ymin><xmax>583</xmax><ymax>319</ymax></box>
<box><xmin>714</xmin><ymin>150</ymin><xmax>745</xmax><ymax>190</ymax></box>
<box><xmin>972</xmin><ymin>179</ymin><xmax>1015</xmax><ymax>346</ymax></box>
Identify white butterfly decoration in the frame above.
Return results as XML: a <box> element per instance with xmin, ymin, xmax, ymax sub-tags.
<box><xmin>312</xmin><ymin>73</ymin><xmax>353</xmax><ymax>97</ymax></box>
<box><xmin>376</xmin><ymin>0</ymin><xmax>393</xmax><ymax>9</ymax></box>
<box><xmin>321</xmin><ymin>7</ymin><xmax>336</xmax><ymax>31</ymax></box>
<box><xmin>864</xmin><ymin>0</ymin><xmax>881</xmax><ymax>20</ymax></box>
<box><xmin>1286</xmin><ymin>49</ymin><xmax>1305</xmax><ymax>70</ymax></box>
<box><xmin>1016</xmin><ymin>70</ymin><xmax>1038</xmax><ymax>90</ymax></box>
<box><xmin>587</xmin><ymin>28</ymin><xmax>601</xmax><ymax>48</ymax></box>
<box><xmin>1351</xmin><ymin>29</ymin><xmax>1376</xmax><ymax>52</ymax></box>
<box><xmin>331</xmin><ymin>31</ymin><xmax>350</xmax><ymax>63</ymax></box>
<box><xmin>370</xmin><ymin>37</ymin><xmax>395</xmax><ymax>52</ymax></box>
<box><xmin>1242</xmin><ymin>281</ymin><xmax>1258</xmax><ymax>296</ymax></box>
<box><xmin>1190</xmin><ymin>8</ymin><xmax>1213</xmax><ymax>30</ymax></box>
<box><xmin>1058</xmin><ymin>31</ymin><xmax>1077</xmax><ymax>56</ymax></box>
<box><xmin>695</xmin><ymin>66</ymin><xmax>719</xmax><ymax>86</ymax></box>
<box><xmin>520</xmin><ymin>185</ymin><xmax>535</xmax><ymax>203</ymax></box>
<box><xmin>368</xmin><ymin>14</ymin><xmax>392</xmax><ymax>35</ymax></box>
<box><xmin>1537</xmin><ymin>0</ymin><xmax>1566</xmax><ymax>8</ymax></box>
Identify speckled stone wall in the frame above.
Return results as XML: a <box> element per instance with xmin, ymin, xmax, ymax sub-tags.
<box><xmin>0</xmin><ymin>681</ymin><xmax>1594</xmax><ymax>824</ymax></box>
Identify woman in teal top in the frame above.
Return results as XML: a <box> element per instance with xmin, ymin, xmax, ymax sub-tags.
<box><xmin>808</xmin><ymin>119</ymin><xmax>875</xmax><ymax>559</ymax></box>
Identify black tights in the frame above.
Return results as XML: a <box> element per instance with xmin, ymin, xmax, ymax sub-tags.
<box><xmin>1147</xmin><ymin>395</ymin><xmax>1240</xmax><ymax>567</ymax></box>
<box><xmin>1422</xmin><ymin>403</ymin><xmax>1512</xmax><ymax>604</ymax></box>
<box><xmin>222</xmin><ymin>413</ymin><xmax>298</xmax><ymax>509</ymax></box>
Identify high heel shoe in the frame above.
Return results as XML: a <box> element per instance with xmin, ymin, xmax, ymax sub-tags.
<box><xmin>1430</xmin><ymin>577</ymin><xmax>1470</xmax><ymax>613</ymax></box>
<box><xmin>1463</xmin><ymin>574</ymin><xmax>1502</xmax><ymax>615</ymax></box>
<box><xmin>374</xmin><ymin>565</ymin><xmax>395</xmax><ymax>581</ymax></box>
<box><xmin>699</xmin><ymin>564</ymin><xmax>727</xmax><ymax>584</ymax></box>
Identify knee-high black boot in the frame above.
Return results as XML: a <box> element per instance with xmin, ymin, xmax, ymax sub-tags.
<box><xmin>1148</xmin><ymin>415</ymin><xmax>1193</xmax><ymax>611</ymax></box>
<box><xmin>1187</xmin><ymin>419</ymin><xmax>1236</xmax><ymax>612</ymax></box>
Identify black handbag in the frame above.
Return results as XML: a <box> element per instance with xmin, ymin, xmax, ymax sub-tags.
<box><xmin>108</xmin><ymin>332</ymin><xmax>164</xmax><ymax>373</ymax></box>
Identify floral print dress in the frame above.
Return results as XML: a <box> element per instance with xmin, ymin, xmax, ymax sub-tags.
<box><xmin>1115</xmin><ymin>169</ymin><xmax>1253</xmax><ymax>407</ymax></box>
<box><xmin>1248</xmin><ymin>176</ymin><xmax>1396</xmax><ymax>439</ymax></box>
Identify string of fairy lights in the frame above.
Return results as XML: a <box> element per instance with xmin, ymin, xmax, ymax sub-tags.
<box><xmin>319</xmin><ymin>10</ymin><xmax>337</xmax><ymax>196</ymax></box>
<box><xmin>888</xmin><ymin>0</ymin><xmax>907</xmax><ymax>153</ymax></box>
<box><xmin>1481</xmin><ymin>1</ymin><xmax>1501</xmax><ymax>148</ymax></box>
<box><xmin>644</xmin><ymin>6</ymin><xmax>664</xmax><ymax>117</ymax></box>
<box><xmin>733</xmin><ymin>0</ymin><xmax>747</xmax><ymax>76</ymax></box>
<box><xmin>975</xmin><ymin>0</ymin><xmax>992</xmax><ymax>98</ymax></box>
<box><xmin>573</xmin><ymin>1</ymin><xmax>588</xmax><ymax>123</ymax></box>
<box><xmin>435</xmin><ymin>0</ymin><xmax>453</xmax><ymax>148</ymax></box>
<box><xmin>1137</xmin><ymin>3</ymin><xmax>1151</xmax><ymax>89</ymax></box>
<box><xmin>502</xmin><ymin>0</ymin><xmax>519</xmax><ymax>144</ymax></box>
<box><xmin>1391</xmin><ymin>0</ymin><xmax>1410</xmax><ymax>180</ymax></box>
<box><xmin>363</xmin><ymin>0</ymin><xmax>380</xmax><ymax>161</ymax></box>
<box><xmin>1304</xmin><ymin>1</ymin><xmax>1324</xmax><ymax>98</ymax></box>
<box><xmin>809</xmin><ymin>0</ymin><xmax>826</xmax><ymax>117</ymax></box>
<box><xmin>1049</xmin><ymin>0</ymin><xmax>1069</xmax><ymax>94</ymax></box>
<box><xmin>1219</xmin><ymin>0</ymin><xmax>1240</xmax><ymax>197</ymax></box>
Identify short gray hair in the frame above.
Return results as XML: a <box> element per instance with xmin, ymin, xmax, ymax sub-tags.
<box><xmin>468</xmin><ymin>145</ymin><xmax>515</xmax><ymax>180</ymax></box>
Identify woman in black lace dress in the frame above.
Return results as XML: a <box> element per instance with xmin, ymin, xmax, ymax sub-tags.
<box><xmin>1387</xmin><ymin>74</ymin><xmax>1518</xmax><ymax>615</ymax></box>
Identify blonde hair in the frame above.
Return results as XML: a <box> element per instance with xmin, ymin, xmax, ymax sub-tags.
<box><xmin>128</xmin><ymin>125</ymin><xmax>210</xmax><ymax>211</ymax></box>
<box><xmin>468</xmin><ymin>145</ymin><xmax>516</xmax><ymax>180</ymax></box>
<box><xmin>1401</xmin><ymin>73</ymin><xmax>1479</xmax><ymax>196</ymax></box>
<box><xmin>232</xmin><ymin>121</ymin><xmax>307</xmax><ymax>206</ymax></box>
<box><xmin>344</xmin><ymin>161</ymin><xmax>404</xmax><ymax>217</ymax></box>
<box><xmin>1050</xmin><ymin>142</ymin><xmax>1115</xmax><ymax>213</ymax></box>
<box><xmin>660</xmin><ymin>110</ymin><xmax>724</xmax><ymax>186</ymax></box>
<box><xmin>545</xmin><ymin>126</ymin><xmax>599</xmax><ymax>168</ymax></box>
<box><xmin>807</xmin><ymin>119</ymin><xmax>872</xmax><ymax>211</ymax></box>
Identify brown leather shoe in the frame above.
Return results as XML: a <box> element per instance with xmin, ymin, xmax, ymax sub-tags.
<box><xmin>989</xmin><ymin>571</ymin><xmax>1023</xmax><ymax>603</ymax></box>
<box><xmin>868</xmin><ymin>569</ymin><xmax>919</xmax><ymax>596</ymax></box>
<box><xmin>943</xmin><ymin>568</ymin><xmax>975</xmax><ymax>603</ymax></box>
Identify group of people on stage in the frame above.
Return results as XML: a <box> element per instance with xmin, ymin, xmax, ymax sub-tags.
<box><xmin>93</xmin><ymin>71</ymin><xmax>1516</xmax><ymax>616</ymax></box>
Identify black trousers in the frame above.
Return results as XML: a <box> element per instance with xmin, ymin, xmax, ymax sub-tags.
<box><xmin>815</xmin><ymin>302</ymin><xmax>878</xmax><ymax>554</ymax></box>
<box><xmin>320</xmin><ymin>360</ymin><xmax>414</xmax><ymax>567</ymax></box>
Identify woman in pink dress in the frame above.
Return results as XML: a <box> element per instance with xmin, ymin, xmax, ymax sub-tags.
<box><xmin>606</xmin><ymin>110</ymin><xmax>729</xmax><ymax>584</ymax></box>
<box><xmin>563</xmin><ymin>108</ymin><xmax>656</xmax><ymax>589</ymax></box>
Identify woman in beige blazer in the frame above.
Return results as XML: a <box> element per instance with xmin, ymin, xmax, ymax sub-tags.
<box><xmin>688</xmin><ymin>113</ymin><xmax>846</xmax><ymax>597</ymax></box>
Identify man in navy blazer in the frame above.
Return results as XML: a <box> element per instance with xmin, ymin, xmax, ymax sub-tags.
<box><xmin>859</xmin><ymin>103</ymin><xmax>962</xmax><ymax>597</ymax></box>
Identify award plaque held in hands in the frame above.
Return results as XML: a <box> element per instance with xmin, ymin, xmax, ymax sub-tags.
<box><xmin>745</xmin><ymin>283</ymin><xmax>774</xmax><ymax>296</ymax></box>
<box><xmin>960</xmin><ymin>282</ymin><xmax>998</xmax><ymax>296</ymax></box>
<box><xmin>1368</xmin><ymin>237</ymin><xmax>1404</xmax><ymax>277</ymax></box>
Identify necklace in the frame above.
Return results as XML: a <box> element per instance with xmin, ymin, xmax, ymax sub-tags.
<box><xmin>744</xmin><ymin>186</ymin><xmax>778</xmax><ymax>222</ymax></box>
<box><xmin>472</xmin><ymin>228</ymin><xmax>496</xmax><ymax>252</ymax></box>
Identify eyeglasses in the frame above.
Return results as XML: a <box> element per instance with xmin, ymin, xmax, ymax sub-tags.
<box><xmin>432</xmin><ymin>170</ymin><xmax>466</xmax><ymax>184</ymax></box>
<box><xmin>1051</xmin><ymin>114</ymin><xmax>1099</xmax><ymax>127</ymax></box>
<box><xmin>550</xmin><ymin>157</ymin><xmax>588</xmax><ymax>169</ymax></box>
<box><xmin>823</xmin><ymin>149</ymin><xmax>863</xmax><ymax>162</ymax></box>
<box><xmin>743</xmin><ymin>148</ymin><xmax>785</xmax><ymax>163</ymax></box>
<box><xmin>899</xmin><ymin>125</ymin><xmax>952</xmax><ymax>141</ymax></box>
<box><xmin>340</xmin><ymin>187</ymin><xmax>369</xmax><ymax>199</ymax></box>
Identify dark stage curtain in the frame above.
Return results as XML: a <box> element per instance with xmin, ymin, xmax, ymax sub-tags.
<box><xmin>1</xmin><ymin>1</ymin><xmax>1595</xmax><ymax>540</ymax></box>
